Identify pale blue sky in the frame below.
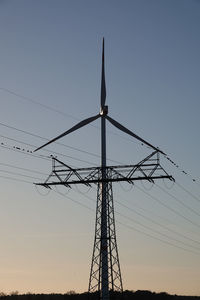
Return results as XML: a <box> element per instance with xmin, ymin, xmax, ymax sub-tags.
<box><xmin>0</xmin><ymin>0</ymin><xmax>200</xmax><ymax>296</ymax></box>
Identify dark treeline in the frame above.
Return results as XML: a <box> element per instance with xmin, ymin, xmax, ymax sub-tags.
<box><xmin>0</xmin><ymin>291</ymin><xmax>200</xmax><ymax>300</ymax></box>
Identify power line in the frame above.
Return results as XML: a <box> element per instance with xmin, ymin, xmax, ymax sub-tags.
<box><xmin>1</xmin><ymin>171</ymin><xmax>199</xmax><ymax>256</ymax></box>
<box><xmin>2</xmin><ymin>160</ymin><xmax>199</xmax><ymax>249</ymax></box>
<box><xmin>176</xmin><ymin>181</ymin><xmax>200</xmax><ymax>204</ymax></box>
<box><xmin>115</xmin><ymin>210</ymin><xmax>200</xmax><ymax>253</ymax></box>
<box><xmin>134</xmin><ymin>184</ymin><xmax>200</xmax><ymax>229</ymax></box>
<box><xmin>2</xmin><ymin>131</ymin><xmax>200</xmax><ymax>228</ymax></box>
<box><xmin>0</xmin><ymin>121</ymin><xmax>99</xmax><ymax>158</ymax></box>
<box><xmin>5</xmin><ymin>131</ymin><xmax>197</xmax><ymax>237</ymax></box>
<box><xmin>53</xmin><ymin>186</ymin><xmax>200</xmax><ymax>256</ymax></box>
<box><xmin>0</xmin><ymin>87</ymin><xmax>79</xmax><ymax>121</ymax></box>
<box><xmin>117</xmin><ymin>220</ymin><xmax>200</xmax><ymax>256</ymax></box>
<box><xmin>0</xmin><ymin>169</ymin><xmax>43</xmax><ymax>181</ymax></box>
<box><xmin>2</xmin><ymin>152</ymin><xmax>199</xmax><ymax>247</ymax></box>
<box><xmin>65</xmin><ymin>186</ymin><xmax>200</xmax><ymax>255</ymax></box>
<box><xmin>2</xmin><ymin>131</ymin><xmax>200</xmax><ymax>225</ymax></box>
<box><xmin>81</xmin><ymin>186</ymin><xmax>200</xmax><ymax>251</ymax></box>
<box><xmin>0</xmin><ymin>162</ymin><xmax>48</xmax><ymax>176</ymax></box>
<box><xmin>156</xmin><ymin>183</ymin><xmax>200</xmax><ymax>218</ymax></box>
<box><xmin>53</xmin><ymin>189</ymin><xmax>94</xmax><ymax>212</ymax></box>
<box><xmin>2</xmin><ymin>86</ymin><xmax>200</xmax><ymax>181</ymax></box>
<box><xmin>2</xmin><ymin>88</ymin><xmax>200</xmax><ymax>185</ymax></box>
<box><xmin>0</xmin><ymin>175</ymin><xmax>32</xmax><ymax>184</ymax></box>
<box><xmin>164</xmin><ymin>154</ymin><xmax>200</xmax><ymax>185</ymax></box>
<box><xmin>3</xmin><ymin>125</ymin><xmax>200</xmax><ymax>220</ymax></box>
<box><xmin>2</xmin><ymin>131</ymin><xmax>200</xmax><ymax>233</ymax></box>
<box><xmin>2</xmin><ymin>96</ymin><xmax>200</xmax><ymax>206</ymax></box>
<box><xmin>2</xmin><ymin>88</ymin><xmax>200</xmax><ymax>256</ymax></box>
<box><xmin>0</xmin><ymin>134</ymin><xmax>98</xmax><ymax>166</ymax></box>
<box><xmin>115</xmin><ymin>199</ymin><xmax>200</xmax><ymax>246</ymax></box>
<box><xmin>0</xmin><ymin>122</ymin><xmax>121</xmax><ymax>165</ymax></box>
<box><xmin>0</xmin><ymin>143</ymin><xmax>50</xmax><ymax>161</ymax></box>
<box><xmin>2</xmin><ymin>123</ymin><xmax>200</xmax><ymax>218</ymax></box>
<box><xmin>66</xmin><ymin>183</ymin><xmax>200</xmax><ymax>247</ymax></box>
<box><xmin>115</xmin><ymin>187</ymin><xmax>175</xmax><ymax>225</ymax></box>
<box><xmin>69</xmin><ymin>185</ymin><xmax>200</xmax><ymax>252</ymax></box>
<box><xmin>0</xmin><ymin>86</ymin><xmax>150</xmax><ymax>150</ymax></box>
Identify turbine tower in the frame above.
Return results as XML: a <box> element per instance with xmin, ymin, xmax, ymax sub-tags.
<box><xmin>34</xmin><ymin>39</ymin><xmax>173</xmax><ymax>300</ymax></box>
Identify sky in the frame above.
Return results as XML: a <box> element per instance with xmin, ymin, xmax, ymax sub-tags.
<box><xmin>0</xmin><ymin>0</ymin><xmax>200</xmax><ymax>296</ymax></box>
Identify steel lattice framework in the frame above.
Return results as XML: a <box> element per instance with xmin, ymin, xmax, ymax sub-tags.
<box><xmin>36</xmin><ymin>151</ymin><xmax>173</xmax><ymax>189</ymax></box>
<box><xmin>35</xmin><ymin>151</ymin><xmax>173</xmax><ymax>300</ymax></box>
<box><xmin>34</xmin><ymin>39</ymin><xmax>174</xmax><ymax>300</ymax></box>
<box><xmin>88</xmin><ymin>175</ymin><xmax>123</xmax><ymax>294</ymax></box>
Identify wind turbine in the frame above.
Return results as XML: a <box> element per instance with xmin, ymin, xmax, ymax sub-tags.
<box><xmin>35</xmin><ymin>38</ymin><xmax>172</xmax><ymax>300</ymax></box>
<box><xmin>35</xmin><ymin>39</ymin><xmax>163</xmax><ymax>155</ymax></box>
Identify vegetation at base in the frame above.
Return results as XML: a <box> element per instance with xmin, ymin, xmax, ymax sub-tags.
<box><xmin>0</xmin><ymin>291</ymin><xmax>200</xmax><ymax>300</ymax></box>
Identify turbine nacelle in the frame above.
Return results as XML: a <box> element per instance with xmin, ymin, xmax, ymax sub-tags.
<box><xmin>100</xmin><ymin>105</ymin><xmax>108</xmax><ymax>116</ymax></box>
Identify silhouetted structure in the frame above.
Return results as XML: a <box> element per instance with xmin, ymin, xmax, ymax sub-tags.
<box><xmin>34</xmin><ymin>39</ymin><xmax>173</xmax><ymax>300</ymax></box>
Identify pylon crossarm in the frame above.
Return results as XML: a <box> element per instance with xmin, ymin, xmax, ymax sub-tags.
<box><xmin>84</xmin><ymin>168</ymin><xmax>100</xmax><ymax>184</ymax></box>
<box><xmin>110</xmin><ymin>167</ymin><xmax>134</xmax><ymax>185</ymax></box>
<box><xmin>137</xmin><ymin>166</ymin><xmax>154</xmax><ymax>183</ymax></box>
<box><xmin>126</xmin><ymin>150</ymin><xmax>159</xmax><ymax>178</ymax></box>
<box><xmin>54</xmin><ymin>157</ymin><xmax>90</xmax><ymax>183</ymax></box>
<box><xmin>35</xmin><ymin>175</ymin><xmax>173</xmax><ymax>188</ymax></box>
<box><xmin>42</xmin><ymin>171</ymin><xmax>54</xmax><ymax>189</ymax></box>
<box><xmin>53</xmin><ymin>157</ymin><xmax>91</xmax><ymax>187</ymax></box>
<box><xmin>53</xmin><ymin>170</ymin><xmax>71</xmax><ymax>188</ymax></box>
<box><xmin>34</xmin><ymin>152</ymin><xmax>174</xmax><ymax>188</ymax></box>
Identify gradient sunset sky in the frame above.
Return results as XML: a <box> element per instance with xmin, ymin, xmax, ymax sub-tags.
<box><xmin>0</xmin><ymin>0</ymin><xmax>200</xmax><ymax>296</ymax></box>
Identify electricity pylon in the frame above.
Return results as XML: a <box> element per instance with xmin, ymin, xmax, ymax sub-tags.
<box><xmin>34</xmin><ymin>39</ymin><xmax>173</xmax><ymax>300</ymax></box>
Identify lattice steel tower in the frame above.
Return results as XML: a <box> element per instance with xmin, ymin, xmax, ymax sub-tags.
<box><xmin>88</xmin><ymin>177</ymin><xmax>123</xmax><ymax>296</ymax></box>
<box><xmin>35</xmin><ymin>39</ymin><xmax>173</xmax><ymax>300</ymax></box>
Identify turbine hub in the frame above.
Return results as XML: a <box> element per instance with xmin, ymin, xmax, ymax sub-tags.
<box><xmin>100</xmin><ymin>105</ymin><xmax>108</xmax><ymax>116</ymax></box>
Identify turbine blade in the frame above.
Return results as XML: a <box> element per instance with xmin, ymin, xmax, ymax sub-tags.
<box><xmin>106</xmin><ymin>115</ymin><xmax>165</xmax><ymax>154</ymax></box>
<box><xmin>101</xmin><ymin>37</ymin><xmax>106</xmax><ymax>108</ymax></box>
<box><xmin>34</xmin><ymin>114</ymin><xmax>100</xmax><ymax>152</ymax></box>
